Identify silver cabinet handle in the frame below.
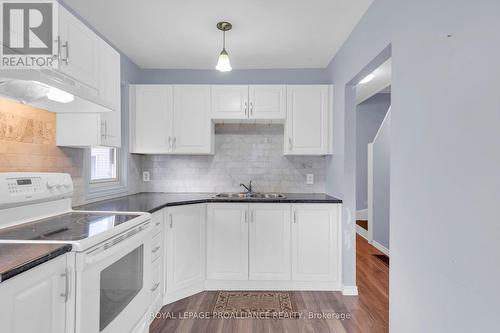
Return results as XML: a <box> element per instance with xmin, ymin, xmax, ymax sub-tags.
<box><xmin>293</xmin><ymin>211</ymin><xmax>297</xmax><ymax>224</ymax></box>
<box><xmin>169</xmin><ymin>214</ymin><xmax>173</xmax><ymax>228</ymax></box>
<box><xmin>244</xmin><ymin>210</ymin><xmax>248</xmax><ymax>223</ymax></box>
<box><xmin>55</xmin><ymin>36</ymin><xmax>62</xmax><ymax>61</ymax></box>
<box><xmin>152</xmin><ymin>246</ymin><xmax>161</xmax><ymax>253</ymax></box>
<box><xmin>288</xmin><ymin>137</ymin><xmax>293</xmax><ymax>150</ymax></box>
<box><xmin>101</xmin><ymin>121</ymin><xmax>106</xmax><ymax>139</ymax></box>
<box><xmin>250</xmin><ymin>102</ymin><xmax>253</xmax><ymax>116</ymax></box>
<box><xmin>244</xmin><ymin>101</ymin><xmax>248</xmax><ymax>116</ymax></box>
<box><xmin>150</xmin><ymin>282</ymin><xmax>160</xmax><ymax>292</ymax></box>
<box><xmin>250</xmin><ymin>210</ymin><xmax>254</xmax><ymax>223</ymax></box>
<box><xmin>104</xmin><ymin>121</ymin><xmax>108</xmax><ymax>139</ymax></box>
<box><xmin>172</xmin><ymin>137</ymin><xmax>176</xmax><ymax>151</ymax></box>
<box><xmin>62</xmin><ymin>41</ymin><xmax>69</xmax><ymax>64</ymax></box>
<box><xmin>60</xmin><ymin>268</ymin><xmax>70</xmax><ymax>302</ymax></box>
<box><xmin>168</xmin><ymin>137</ymin><xmax>172</xmax><ymax>150</ymax></box>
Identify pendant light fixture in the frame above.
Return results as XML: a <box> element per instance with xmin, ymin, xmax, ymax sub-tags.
<box><xmin>216</xmin><ymin>21</ymin><xmax>232</xmax><ymax>72</ymax></box>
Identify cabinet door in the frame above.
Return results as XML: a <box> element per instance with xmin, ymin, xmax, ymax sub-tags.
<box><xmin>130</xmin><ymin>85</ymin><xmax>173</xmax><ymax>153</ymax></box>
<box><xmin>0</xmin><ymin>255</ymin><xmax>68</xmax><ymax>333</ymax></box>
<box><xmin>207</xmin><ymin>203</ymin><xmax>248</xmax><ymax>280</ymax></box>
<box><xmin>172</xmin><ymin>85</ymin><xmax>212</xmax><ymax>154</ymax></box>
<box><xmin>166</xmin><ymin>204</ymin><xmax>206</xmax><ymax>293</ymax></box>
<box><xmin>249</xmin><ymin>203</ymin><xmax>291</xmax><ymax>280</ymax></box>
<box><xmin>211</xmin><ymin>85</ymin><xmax>249</xmax><ymax>119</ymax></box>
<box><xmin>99</xmin><ymin>39</ymin><xmax>121</xmax><ymax>147</ymax></box>
<box><xmin>58</xmin><ymin>5</ymin><xmax>99</xmax><ymax>89</ymax></box>
<box><xmin>285</xmin><ymin>85</ymin><xmax>329</xmax><ymax>155</ymax></box>
<box><xmin>249</xmin><ymin>85</ymin><xmax>286</xmax><ymax>120</ymax></box>
<box><xmin>291</xmin><ymin>204</ymin><xmax>340</xmax><ymax>281</ymax></box>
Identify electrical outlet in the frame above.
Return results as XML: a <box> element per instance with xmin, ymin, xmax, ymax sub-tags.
<box><xmin>306</xmin><ymin>173</ymin><xmax>314</xmax><ymax>185</ymax></box>
<box><xmin>142</xmin><ymin>171</ymin><xmax>150</xmax><ymax>182</ymax></box>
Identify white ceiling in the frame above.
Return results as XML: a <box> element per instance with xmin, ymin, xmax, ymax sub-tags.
<box><xmin>356</xmin><ymin>59</ymin><xmax>392</xmax><ymax>104</ymax></box>
<box><xmin>63</xmin><ymin>0</ymin><xmax>372</xmax><ymax>69</ymax></box>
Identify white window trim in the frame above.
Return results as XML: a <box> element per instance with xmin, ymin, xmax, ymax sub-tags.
<box><xmin>84</xmin><ymin>146</ymin><xmax>128</xmax><ymax>200</ymax></box>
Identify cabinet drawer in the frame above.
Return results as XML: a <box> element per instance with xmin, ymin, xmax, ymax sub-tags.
<box><xmin>150</xmin><ymin>260</ymin><xmax>162</xmax><ymax>298</ymax></box>
<box><xmin>151</xmin><ymin>232</ymin><xmax>163</xmax><ymax>262</ymax></box>
<box><xmin>151</xmin><ymin>211</ymin><xmax>163</xmax><ymax>236</ymax></box>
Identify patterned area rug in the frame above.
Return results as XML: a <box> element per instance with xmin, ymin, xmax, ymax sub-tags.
<box><xmin>211</xmin><ymin>291</ymin><xmax>299</xmax><ymax>318</ymax></box>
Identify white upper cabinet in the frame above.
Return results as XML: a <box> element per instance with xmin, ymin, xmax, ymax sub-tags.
<box><xmin>211</xmin><ymin>85</ymin><xmax>286</xmax><ymax>120</ymax></box>
<box><xmin>130</xmin><ymin>85</ymin><xmax>173</xmax><ymax>154</ymax></box>
<box><xmin>211</xmin><ymin>85</ymin><xmax>249</xmax><ymax>119</ymax></box>
<box><xmin>58</xmin><ymin>5</ymin><xmax>99</xmax><ymax>90</ymax></box>
<box><xmin>248</xmin><ymin>85</ymin><xmax>286</xmax><ymax>120</ymax></box>
<box><xmin>248</xmin><ymin>203</ymin><xmax>291</xmax><ymax>281</ymax></box>
<box><xmin>172</xmin><ymin>86</ymin><xmax>213</xmax><ymax>154</ymax></box>
<box><xmin>285</xmin><ymin>85</ymin><xmax>332</xmax><ymax>155</ymax></box>
<box><xmin>55</xmin><ymin>7</ymin><xmax>122</xmax><ymax>148</ymax></box>
<box><xmin>130</xmin><ymin>85</ymin><xmax>213</xmax><ymax>155</ymax></box>
<box><xmin>291</xmin><ymin>204</ymin><xmax>340</xmax><ymax>282</ymax></box>
<box><xmin>206</xmin><ymin>203</ymin><xmax>249</xmax><ymax>280</ymax></box>
<box><xmin>98</xmin><ymin>38</ymin><xmax>121</xmax><ymax>147</ymax></box>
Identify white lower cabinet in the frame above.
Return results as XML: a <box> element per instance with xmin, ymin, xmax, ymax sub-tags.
<box><xmin>206</xmin><ymin>203</ymin><xmax>248</xmax><ymax>280</ymax></box>
<box><xmin>248</xmin><ymin>203</ymin><xmax>291</xmax><ymax>280</ymax></box>
<box><xmin>291</xmin><ymin>204</ymin><xmax>340</xmax><ymax>282</ymax></box>
<box><xmin>165</xmin><ymin>204</ymin><xmax>206</xmax><ymax>302</ymax></box>
<box><xmin>0</xmin><ymin>254</ymin><xmax>72</xmax><ymax>333</ymax></box>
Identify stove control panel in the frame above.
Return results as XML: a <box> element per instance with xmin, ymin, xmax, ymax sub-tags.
<box><xmin>0</xmin><ymin>173</ymin><xmax>73</xmax><ymax>209</ymax></box>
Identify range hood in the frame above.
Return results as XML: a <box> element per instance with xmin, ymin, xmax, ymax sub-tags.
<box><xmin>0</xmin><ymin>69</ymin><xmax>112</xmax><ymax>113</ymax></box>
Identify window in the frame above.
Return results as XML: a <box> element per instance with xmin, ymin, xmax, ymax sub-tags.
<box><xmin>90</xmin><ymin>147</ymin><xmax>117</xmax><ymax>183</ymax></box>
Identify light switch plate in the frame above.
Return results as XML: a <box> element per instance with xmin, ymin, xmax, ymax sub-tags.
<box><xmin>306</xmin><ymin>173</ymin><xmax>314</xmax><ymax>185</ymax></box>
<box><xmin>142</xmin><ymin>171</ymin><xmax>150</xmax><ymax>182</ymax></box>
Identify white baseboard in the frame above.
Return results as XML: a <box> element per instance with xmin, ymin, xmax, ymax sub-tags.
<box><xmin>164</xmin><ymin>282</ymin><xmax>205</xmax><ymax>305</ymax></box>
<box><xmin>204</xmin><ymin>280</ymin><xmax>342</xmax><ymax>292</ymax></box>
<box><xmin>341</xmin><ymin>285</ymin><xmax>358</xmax><ymax>296</ymax></box>
<box><xmin>372</xmin><ymin>240</ymin><xmax>390</xmax><ymax>257</ymax></box>
<box><xmin>356</xmin><ymin>209</ymin><xmax>368</xmax><ymax>220</ymax></box>
<box><xmin>356</xmin><ymin>225</ymin><xmax>368</xmax><ymax>240</ymax></box>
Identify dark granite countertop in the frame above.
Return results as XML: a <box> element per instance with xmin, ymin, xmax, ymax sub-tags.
<box><xmin>75</xmin><ymin>192</ymin><xmax>342</xmax><ymax>214</ymax></box>
<box><xmin>0</xmin><ymin>243</ymin><xmax>72</xmax><ymax>283</ymax></box>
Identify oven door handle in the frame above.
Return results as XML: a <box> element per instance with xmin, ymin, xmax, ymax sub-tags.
<box><xmin>84</xmin><ymin>222</ymin><xmax>151</xmax><ymax>265</ymax></box>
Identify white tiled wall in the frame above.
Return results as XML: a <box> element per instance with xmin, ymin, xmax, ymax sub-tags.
<box><xmin>141</xmin><ymin>124</ymin><xmax>327</xmax><ymax>193</ymax></box>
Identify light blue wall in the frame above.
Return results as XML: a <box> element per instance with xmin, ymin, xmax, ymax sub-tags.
<box><xmin>372</xmin><ymin>110</ymin><xmax>390</xmax><ymax>249</ymax></box>
<box><xmin>138</xmin><ymin>68</ymin><xmax>329</xmax><ymax>84</ymax></box>
<box><xmin>356</xmin><ymin>93</ymin><xmax>391</xmax><ymax>211</ymax></box>
<box><xmin>325</xmin><ymin>0</ymin><xmax>500</xmax><ymax>332</ymax></box>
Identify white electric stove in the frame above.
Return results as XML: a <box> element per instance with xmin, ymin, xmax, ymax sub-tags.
<box><xmin>0</xmin><ymin>172</ymin><xmax>153</xmax><ymax>333</ymax></box>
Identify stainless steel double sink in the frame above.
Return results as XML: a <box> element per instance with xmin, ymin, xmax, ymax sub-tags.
<box><xmin>214</xmin><ymin>192</ymin><xmax>286</xmax><ymax>199</ymax></box>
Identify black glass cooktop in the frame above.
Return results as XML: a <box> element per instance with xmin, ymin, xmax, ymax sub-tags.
<box><xmin>0</xmin><ymin>212</ymin><xmax>139</xmax><ymax>241</ymax></box>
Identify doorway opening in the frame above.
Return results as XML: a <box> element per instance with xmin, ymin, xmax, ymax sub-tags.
<box><xmin>355</xmin><ymin>58</ymin><xmax>391</xmax><ymax>258</ymax></box>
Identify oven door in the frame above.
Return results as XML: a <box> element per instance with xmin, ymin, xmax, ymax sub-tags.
<box><xmin>76</xmin><ymin>221</ymin><xmax>152</xmax><ymax>333</ymax></box>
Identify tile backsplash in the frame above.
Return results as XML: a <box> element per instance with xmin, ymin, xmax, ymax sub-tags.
<box><xmin>0</xmin><ymin>98</ymin><xmax>141</xmax><ymax>206</ymax></box>
<box><xmin>141</xmin><ymin>124</ymin><xmax>327</xmax><ymax>193</ymax></box>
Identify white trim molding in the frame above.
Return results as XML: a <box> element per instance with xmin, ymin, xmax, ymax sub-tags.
<box><xmin>356</xmin><ymin>209</ymin><xmax>368</xmax><ymax>220</ymax></box>
<box><xmin>341</xmin><ymin>285</ymin><xmax>359</xmax><ymax>296</ymax></box>
<box><xmin>356</xmin><ymin>225</ymin><xmax>368</xmax><ymax>240</ymax></box>
<box><xmin>372</xmin><ymin>240</ymin><xmax>390</xmax><ymax>257</ymax></box>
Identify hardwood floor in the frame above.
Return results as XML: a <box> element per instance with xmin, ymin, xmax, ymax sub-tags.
<box><xmin>356</xmin><ymin>220</ymin><xmax>368</xmax><ymax>230</ymax></box>
<box><xmin>149</xmin><ymin>235</ymin><xmax>388</xmax><ymax>333</ymax></box>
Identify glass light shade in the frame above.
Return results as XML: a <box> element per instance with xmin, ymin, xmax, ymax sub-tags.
<box><xmin>47</xmin><ymin>86</ymin><xmax>74</xmax><ymax>103</ymax></box>
<box><xmin>359</xmin><ymin>73</ymin><xmax>375</xmax><ymax>84</ymax></box>
<box><xmin>216</xmin><ymin>49</ymin><xmax>232</xmax><ymax>72</ymax></box>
